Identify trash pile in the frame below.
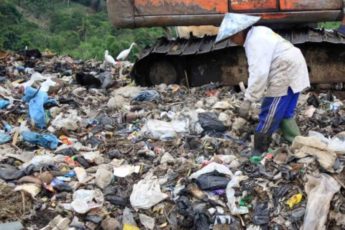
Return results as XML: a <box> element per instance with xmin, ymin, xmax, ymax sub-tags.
<box><xmin>1</xmin><ymin>50</ymin><xmax>345</xmax><ymax>229</ymax></box>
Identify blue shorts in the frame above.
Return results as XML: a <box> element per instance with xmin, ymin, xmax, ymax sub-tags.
<box><xmin>256</xmin><ymin>88</ymin><xmax>299</xmax><ymax>135</ymax></box>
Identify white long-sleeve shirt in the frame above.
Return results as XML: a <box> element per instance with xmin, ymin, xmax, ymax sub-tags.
<box><xmin>243</xmin><ymin>26</ymin><xmax>310</xmax><ymax>102</ymax></box>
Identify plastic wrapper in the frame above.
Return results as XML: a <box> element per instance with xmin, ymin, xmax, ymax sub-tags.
<box><xmin>302</xmin><ymin>174</ymin><xmax>340</xmax><ymax>230</ymax></box>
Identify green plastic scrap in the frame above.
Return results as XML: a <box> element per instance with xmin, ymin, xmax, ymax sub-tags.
<box><xmin>250</xmin><ymin>156</ymin><xmax>262</xmax><ymax>164</ymax></box>
<box><xmin>239</xmin><ymin>195</ymin><xmax>253</xmax><ymax>208</ymax></box>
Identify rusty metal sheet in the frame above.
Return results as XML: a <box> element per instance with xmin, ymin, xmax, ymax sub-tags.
<box><xmin>230</xmin><ymin>0</ymin><xmax>277</xmax><ymax>11</ymax></box>
<box><xmin>134</xmin><ymin>0</ymin><xmax>228</xmax><ymax>16</ymax></box>
<box><xmin>280</xmin><ymin>0</ymin><xmax>343</xmax><ymax>11</ymax></box>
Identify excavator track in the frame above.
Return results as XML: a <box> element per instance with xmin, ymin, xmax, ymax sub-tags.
<box><xmin>131</xmin><ymin>29</ymin><xmax>345</xmax><ymax>87</ymax></box>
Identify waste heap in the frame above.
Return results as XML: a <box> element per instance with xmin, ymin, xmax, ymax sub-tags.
<box><xmin>0</xmin><ymin>49</ymin><xmax>345</xmax><ymax>230</ymax></box>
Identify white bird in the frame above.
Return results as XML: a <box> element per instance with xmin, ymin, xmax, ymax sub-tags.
<box><xmin>104</xmin><ymin>50</ymin><xmax>117</xmax><ymax>66</ymax></box>
<box><xmin>116</xmin><ymin>42</ymin><xmax>136</xmax><ymax>61</ymax></box>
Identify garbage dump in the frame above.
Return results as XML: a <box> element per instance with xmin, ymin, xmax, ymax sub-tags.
<box><xmin>1</xmin><ymin>50</ymin><xmax>345</xmax><ymax>230</ymax></box>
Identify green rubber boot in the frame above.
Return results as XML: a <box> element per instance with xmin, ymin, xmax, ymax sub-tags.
<box><xmin>280</xmin><ymin>118</ymin><xmax>301</xmax><ymax>143</ymax></box>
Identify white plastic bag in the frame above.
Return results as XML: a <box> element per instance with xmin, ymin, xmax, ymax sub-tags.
<box><xmin>141</xmin><ymin>119</ymin><xmax>189</xmax><ymax>141</ymax></box>
<box><xmin>308</xmin><ymin>131</ymin><xmax>345</xmax><ymax>154</ymax></box>
<box><xmin>189</xmin><ymin>162</ymin><xmax>233</xmax><ymax>180</ymax></box>
<box><xmin>302</xmin><ymin>174</ymin><xmax>340</xmax><ymax>230</ymax></box>
<box><xmin>113</xmin><ymin>165</ymin><xmax>140</xmax><ymax>178</ymax></box>
<box><xmin>328</xmin><ymin>138</ymin><xmax>345</xmax><ymax>154</ymax></box>
<box><xmin>51</xmin><ymin>110</ymin><xmax>81</xmax><ymax>131</ymax></box>
<box><xmin>71</xmin><ymin>189</ymin><xmax>104</xmax><ymax>214</ymax></box>
<box><xmin>226</xmin><ymin>171</ymin><xmax>249</xmax><ymax>215</ymax></box>
<box><xmin>130</xmin><ymin>173</ymin><xmax>168</xmax><ymax>209</ymax></box>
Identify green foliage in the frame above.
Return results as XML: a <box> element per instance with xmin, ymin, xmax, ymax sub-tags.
<box><xmin>0</xmin><ymin>0</ymin><xmax>164</xmax><ymax>61</ymax></box>
<box><xmin>319</xmin><ymin>22</ymin><xmax>341</xmax><ymax>29</ymax></box>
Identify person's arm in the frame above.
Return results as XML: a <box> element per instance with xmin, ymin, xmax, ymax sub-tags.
<box><xmin>244</xmin><ymin>34</ymin><xmax>275</xmax><ymax>102</ymax></box>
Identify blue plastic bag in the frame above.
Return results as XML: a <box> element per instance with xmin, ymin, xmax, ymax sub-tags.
<box><xmin>22</xmin><ymin>87</ymin><xmax>57</xmax><ymax>129</ymax></box>
<box><xmin>0</xmin><ymin>132</ymin><xmax>11</xmax><ymax>144</ymax></box>
<box><xmin>21</xmin><ymin>131</ymin><xmax>59</xmax><ymax>150</ymax></box>
<box><xmin>133</xmin><ymin>90</ymin><xmax>160</xmax><ymax>102</ymax></box>
<box><xmin>0</xmin><ymin>99</ymin><xmax>10</xmax><ymax>109</ymax></box>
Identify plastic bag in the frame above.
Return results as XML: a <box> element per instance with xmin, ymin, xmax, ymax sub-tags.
<box><xmin>292</xmin><ymin>136</ymin><xmax>337</xmax><ymax>172</ymax></box>
<box><xmin>22</xmin><ymin>86</ymin><xmax>57</xmax><ymax>129</ymax></box>
<box><xmin>189</xmin><ymin>162</ymin><xmax>233</xmax><ymax>179</ymax></box>
<box><xmin>198</xmin><ymin>112</ymin><xmax>226</xmax><ymax>132</ymax></box>
<box><xmin>21</xmin><ymin>130</ymin><xmax>59</xmax><ymax>150</ymax></box>
<box><xmin>308</xmin><ymin>131</ymin><xmax>345</xmax><ymax>154</ymax></box>
<box><xmin>302</xmin><ymin>174</ymin><xmax>340</xmax><ymax>230</ymax></box>
<box><xmin>139</xmin><ymin>214</ymin><xmax>155</xmax><ymax>230</ymax></box>
<box><xmin>0</xmin><ymin>164</ymin><xmax>24</xmax><ymax>181</ymax></box>
<box><xmin>327</xmin><ymin>138</ymin><xmax>345</xmax><ymax>154</ymax></box>
<box><xmin>130</xmin><ymin>173</ymin><xmax>168</xmax><ymax>209</ymax></box>
<box><xmin>141</xmin><ymin>119</ymin><xmax>189</xmax><ymax>141</ymax></box>
<box><xmin>22</xmin><ymin>154</ymin><xmax>55</xmax><ymax>168</ymax></box>
<box><xmin>195</xmin><ymin>173</ymin><xmax>230</xmax><ymax>190</ymax></box>
<box><xmin>95</xmin><ymin>168</ymin><xmax>113</xmax><ymax>189</ymax></box>
<box><xmin>113</xmin><ymin>165</ymin><xmax>140</xmax><ymax>178</ymax></box>
<box><xmin>0</xmin><ymin>132</ymin><xmax>11</xmax><ymax>144</ymax></box>
<box><xmin>133</xmin><ymin>90</ymin><xmax>160</xmax><ymax>102</ymax></box>
<box><xmin>226</xmin><ymin>171</ymin><xmax>249</xmax><ymax>215</ymax></box>
<box><xmin>51</xmin><ymin>110</ymin><xmax>81</xmax><ymax>131</ymax></box>
<box><xmin>253</xmin><ymin>202</ymin><xmax>270</xmax><ymax>225</ymax></box>
<box><xmin>0</xmin><ymin>99</ymin><xmax>10</xmax><ymax>109</ymax></box>
<box><xmin>40</xmin><ymin>78</ymin><xmax>56</xmax><ymax>92</ymax></box>
<box><xmin>71</xmin><ymin>189</ymin><xmax>104</xmax><ymax>214</ymax></box>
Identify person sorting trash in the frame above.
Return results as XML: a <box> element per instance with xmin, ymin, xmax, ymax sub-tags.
<box><xmin>215</xmin><ymin>13</ymin><xmax>310</xmax><ymax>156</ymax></box>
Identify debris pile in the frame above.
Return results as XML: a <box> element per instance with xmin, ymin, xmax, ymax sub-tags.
<box><xmin>0</xmin><ymin>50</ymin><xmax>345</xmax><ymax>229</ymax></box>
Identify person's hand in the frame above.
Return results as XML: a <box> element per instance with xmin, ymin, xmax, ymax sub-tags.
<box><xmin>238</xmin><ymin>100</ymin><xmax>251</xmax><ymax>118</ymax></box>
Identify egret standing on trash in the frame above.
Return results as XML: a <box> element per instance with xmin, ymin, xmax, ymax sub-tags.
<box><xmin>215</xmin><ymin>13</ymin><xmax>310</xmax><ymax>156</ymax></box>
<box><xmin>116</xmin><ymin>42</ymin><xmax>136</xmax><ymax>61</ymax></box>
<box><xmin>104</xmin><ymin>50</ymin><xmax>117</xmax><ymax>66</ymax></box>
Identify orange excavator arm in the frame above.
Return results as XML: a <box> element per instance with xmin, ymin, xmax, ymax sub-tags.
<box><xmin>107</xmin><ymin>0</ymin><xmax>344</xmax><ymax>28</ymax></box>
